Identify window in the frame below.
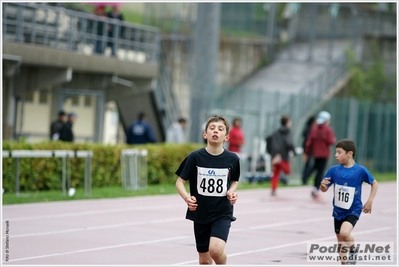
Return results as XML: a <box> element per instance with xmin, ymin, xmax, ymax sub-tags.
<box><xmin>25</xmin><ymin>91</ymin><xmax>34</xmax><ymax>103</ymax></box>
<box><xmin>84</xmin><ymin>96</ymin><xmax>92</xmax><ymax>107</ymax></box>
<box><xmin>39</xmin><ymin>91</ymin><xmax>48</xmax><ymax>104</ymax></box>
<box><xmin>71</xmin><ymin>96</ymin><xmax>79</xmax><ymax>106</ymax></box>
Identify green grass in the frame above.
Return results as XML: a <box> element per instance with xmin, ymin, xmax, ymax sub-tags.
<box><xmin>2</xmin><ymin>173</ymin><xmax>396</xmax><ymax>205</ymax></box>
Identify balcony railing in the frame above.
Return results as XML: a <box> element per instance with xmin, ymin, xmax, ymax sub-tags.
<box><xmin>2</xmin><ymin>2</ymin><xmax>160</xmax><ymax>63</ymax></box>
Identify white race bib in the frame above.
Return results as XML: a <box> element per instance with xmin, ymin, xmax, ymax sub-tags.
<box><xmin>197</xmin><ymin>167</ymin><xmax>228</xmax><ymax>197</ymax></box>
<box><xmin>334</xmin><ymin>184</ymin><xmax>355</xmax><ymax>209</ymax></box>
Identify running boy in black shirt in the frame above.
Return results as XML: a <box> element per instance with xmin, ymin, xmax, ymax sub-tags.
<box><xmin>175</xmin><ymin>115</ymin><xmax>240</xmax><ymax>264</ymax></box>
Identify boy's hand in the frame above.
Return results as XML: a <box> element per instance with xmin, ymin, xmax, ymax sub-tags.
<box><xmin>186</xmin><ymin>196</ymin><xmax>198</xmax><ymax>211</ymax></box>
<box><xmin>362</xmin><ymin>201</ymin><xmax>373</xmax><ymax>214</ymax></box>
<box><xmin>320</xmin><ymin>177</ymin><xmax>331</xmax><ymax>191</ymax></box>
<box><xmin>226</xmin><ymin>190</ymin><xmax>238</xmax><ymax>205</ymax></box>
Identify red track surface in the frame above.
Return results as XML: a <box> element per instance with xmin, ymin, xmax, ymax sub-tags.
<box><xmin>2</xmin><ymin>181</ymin><xmax>397</xmax><ymax>266</ymax></box>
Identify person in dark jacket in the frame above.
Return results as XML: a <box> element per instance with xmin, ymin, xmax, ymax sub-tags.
<box><xmin>59</xmin><ymin>112</ymin><xmax>77</xmax><ymax>142</ymax></box>
<box><xmin>301</xmin><ymin>115</ymin><xmax>316</xmax><ymax>185</ymax></box>
<box><xmin>50</xmin><ymin>110</ymin><xmax>67</xmax><ymax>140</ymax></box>
<box><xmin>304</xmin><ymin>111</ymin><xmax>336</xmax><ymax>199</ymax></box>
<box><xmin>126</xmin><ymin>112</ymin><xmax>156</xmax><ymax>144</ymax></box>
<box><xmin>93</xmin><ymin>5</ymin><xmax>107</xmax><ymax>54</ymax></box>
<box><xmin>106</xmin><ymin>5</ymin><xmax>124</xmax><ymax>56</ymax></box>
<box><xmin>267</xmin><ymin>115</ymin><xmax>297</xmax><ymax>196</ymax></box>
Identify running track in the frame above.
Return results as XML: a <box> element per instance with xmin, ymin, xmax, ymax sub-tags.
<box><xmin>2</xmin><ymin>181</ymin><xmax>397</xmax><ymax>266</ymax></box>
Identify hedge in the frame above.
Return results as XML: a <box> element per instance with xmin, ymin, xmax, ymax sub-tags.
<box><xmin>2</xmin><ymin>141</ymin><xmax>203</xmax><ymax>193</ymax></box>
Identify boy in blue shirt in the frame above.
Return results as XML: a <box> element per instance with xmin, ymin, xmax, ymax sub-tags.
<box><xmin>320</xmin><ymin>139</ymin><xmax>378</xmax><ymax>265</ymax></box>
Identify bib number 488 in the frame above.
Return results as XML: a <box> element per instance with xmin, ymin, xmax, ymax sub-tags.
<box><xmin>197</xmin><ymin>167</ymin><xmax>228</xmax><ymax>197</ymax></box>
<box><xmin>200</xmin><ymin>178</ymin><xmax>224</xmax><ymax>194</ymax></box>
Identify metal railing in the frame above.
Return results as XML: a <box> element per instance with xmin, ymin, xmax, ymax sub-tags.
<box><xmin>2</xmin><ymin>2</ymin><xmax>160</xmax><ymax>63</ymax></box>
<box><xmin>153</xmin><ymin>44</ymin><xmax>182</xmax><ymax>132</ymax></box>
<box><xmin>3</xmin><ymin>150</ymin><xmax>93</xmax><ymax>196</ymax></box>
<box><xmin>120</xmin><ymin>149</ymin><xmax>148</xmax><ymax>190</ymax></box>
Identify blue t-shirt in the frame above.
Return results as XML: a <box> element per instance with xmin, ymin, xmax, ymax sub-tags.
<box><xmin>325</xmin><ymin>163</ymin><xmax>375</xmax><ymax>220</ymax></box>
<box><xmin>175</xmin><ymin>148</ymin><xmax>240</xmax><ymax>224</ymax></box>
<box><xmin>126</xmin><ymin>120</ymin><xmax>156</xmax><ymax>144</ymax></box>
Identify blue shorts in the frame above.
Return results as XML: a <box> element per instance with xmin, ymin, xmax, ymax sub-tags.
<box><xmin>193</xmin><ymin>217</ymin><xmax>231</xmax><ymax>253</ymax></box>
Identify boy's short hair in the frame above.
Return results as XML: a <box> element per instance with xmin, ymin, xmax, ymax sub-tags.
<box><xmin>138</xmin><ymin>112</ymin><xmax>146</xmax><ymax>120</ymax></box>
<box><xmin>178</xmin><ymin>117</ymin><xmax>187</xmax><ymax>124</ymax></box>
<box><xmin>232</xmin><ymin>117</ymin><xmax>241</xmax><ymax>125</ymax></box>
<box><xmin>205</xmin><ymin>115</ymin><xmax>230</xmax><ymax>133</ymax></box>
<box><xmin>68</xmin><ymin>112</ymin><xmax>77</xmax><ymax>118</ymax></box>
<box><xmin>281</xmin><ymin>115</ymin><xmax>290</xmax><ymax>126</ymax></box>
<box><xmin>336</xmin><ymin>139</ymin><xmax>357</xmax><ymax>158</ymax></box>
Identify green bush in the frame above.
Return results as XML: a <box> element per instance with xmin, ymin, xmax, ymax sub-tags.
<box><xmin>2</xmin><ymin>141</ymin><xmax>202</xmax><ymax>193</ymax></box>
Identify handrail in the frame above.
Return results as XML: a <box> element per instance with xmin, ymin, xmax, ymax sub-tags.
<box><xmin>2</xmin><ymin>2</ymin><xmax>160</xmax><ymax>63</ymax></box>
<box><xmin>153</xmin><ymin>43</ymin><xmax>182</xmax><ymax>131</ymax></box>
<box><xmin>3</xmin><ymin>150</ymin><xmax>93</xmax><ymax>196</ymax></box>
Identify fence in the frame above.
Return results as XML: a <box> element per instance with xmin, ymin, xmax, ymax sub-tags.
<box><xmin>211</xmin><ymin>82</ymin><xmax>396</xmax><ymax>176</ymax></box>
<box><xmin>120</xmin><ymin>149</ymin><xmax>148</xmax><ymax>190</ymax></box>
<box><xmin>2</xmin><ymin>150</ymin><xmax>93</xmax><ymax>196</ymax></box>
<box><xmin>2</xmin><ymin>2</ymin><xmax>160</xmax><ymax>63</ymax></box>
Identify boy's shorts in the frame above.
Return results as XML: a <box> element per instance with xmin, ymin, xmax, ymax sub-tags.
<box><xmin>334</xmin><ymin>215</ymin><xmax>358</xmax><ymax>234</ymax></box>
<box><xmin>194</xmin><ymin>217</ymin><xmax>232</xmax><ymax>253</ymax></box>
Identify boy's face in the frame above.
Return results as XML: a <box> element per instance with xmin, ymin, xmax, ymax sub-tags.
<box><xmin>203</xmin><ymin>120</ymin><xmax>229</xmax><ymax>144</ymax></box>
<box><xmin>60</xmin><ymin>115</ymin><xmax>67</xmax><ymax>122</ymax></box>
<box><xmin>335</xmin><ymin>147</ymin><xmax>352</xmax><ymax>164</ymax></box>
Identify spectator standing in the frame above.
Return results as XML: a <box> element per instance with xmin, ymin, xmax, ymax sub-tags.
<box><xmin>228</xmin><ymin>117</ymin><xmax>245</xmax><ymax>155</ymax></box>
<box><xmin>59</xmin><ymin>112</ymin><xmax>77</xmax><ymax>142</ymax></box>
<box><xmin>50</xmin><ymin>110</ymin><xmax>67</xmax><ymax>140</ymax></box>
<box><xmin>166</xmin><ymin>117</ymin><xmax>187</xmax><ymax>144</ymax></box>
<box><xmin>93</xmin><ymin>5</ymin><xmax>107</xmax><ymax>54</ymax></box>
<box><xmin>126</xmin><ymin>112</ymin><xmax>156</xmax><ymax>144</ymax></box>
<box><xmin>266</xmin><ymin>115</ymin><xmax>296</xmax><ymax>196</ymax></box>
<box><xmin>175</xmin><ymin>115</ymin><xmax>240</xmax><ymax>264</ymax></box>
<box><xmin>106</xmin><ymin>5</ymin><xmax>124</xmax><ymax>57</ymax></box>
<box><xmin>301</xmin><ymin>115</ymin><xmax>316</xmax><ymax>185</ymax></box>
<box><xmin>304</xmin><ymin>111</ymin><xmax>336</xmax><ymax>199</ymax></box>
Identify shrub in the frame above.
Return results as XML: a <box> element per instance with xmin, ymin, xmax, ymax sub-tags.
<box><xmin>2</xmin><ymin>141</ymin><xmax>202</xmax><ymax>193</ymax></box>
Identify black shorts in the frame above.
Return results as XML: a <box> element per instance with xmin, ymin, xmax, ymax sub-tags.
<box><xmin>193</xmin><ymin>217</ymin><xmax>232</xmax><ymax>253</ymax></box>
<box><xmin>334</xmin><ymin>215</ymin><xmax>358</xmax><ymax>234</ymax></box>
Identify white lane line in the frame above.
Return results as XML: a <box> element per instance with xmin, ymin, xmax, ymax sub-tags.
<box><xmin>173</xmin><ymin>226</ymin><xmax>396</xmax><ymax>265</ymax></box>
<box><xmin>3</xmin><ymin>235</ymin><xmax>190</xmax><ymax>263</ymax></box>
<box><xmin>2</xmin><ymin>204</ymin><xmax>179</xmax><ymax>222</ymax></box>
<box><xmin>2</xmin><ymin>211</ymin><xmax>395</xmax><ymax>263</ymax></box>
<box><xmin>1</xmin><ymin>195</ymin><xmax>180</xmax><ymax>209</ymax></box>
<box><xmin>4</xmin><ymin>195</ymin><xmax>394</xmax><ymax>222</ymax></box>
<box><xmin>2</xmin><ymin>207</ymin><xmax>297</xmax><ymax>239</ymax></box>
<box><xmin>238</xmin><ymin>217</ymin><xmax>330</xmax><ymax>231</ymax></box>
<box><xmin>5</xmin><ymin>217</ymin><xmax>183</xmax><ymax>238</ymax></box>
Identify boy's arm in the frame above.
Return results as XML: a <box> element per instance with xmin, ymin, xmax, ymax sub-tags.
<box><xmin>363</xmin><ymin>180</ymin><xmax>378</xmax><ymax>214</ymax></box>
<box><xmin>175</xmin><ymin>177</ymin><xmax>197</xmax><ymax>211</ymax></box>
<box><xmin>226</xmin><ymin>180</ymin><xmax>239</xmax><ymax>204</ymax></box>
<box><xmin>319</xmin><ymin>177</ymin><xmax>331</xmax><ymax>192</ymax></box>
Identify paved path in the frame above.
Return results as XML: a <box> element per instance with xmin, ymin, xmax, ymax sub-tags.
<box><xmin>240</xmin><ymin>39</ymin><xmax>352</xmax><ymax>94</ymax></box>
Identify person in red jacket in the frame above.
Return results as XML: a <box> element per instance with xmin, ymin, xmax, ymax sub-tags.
<box><xmin>228</xmin><ymin>117</ymin><xmax>245</xmax><ymax>155</ymax></box>
<box><xmin>304</xmin><ymin>111</ymin><xmax>336</xmax><ymax>199</ymax></box>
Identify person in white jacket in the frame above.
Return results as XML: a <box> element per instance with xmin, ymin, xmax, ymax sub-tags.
<box><xmin>166</xmin><ymin>117</ymin><xmax>187</xmax><ymax>143</ymax></box>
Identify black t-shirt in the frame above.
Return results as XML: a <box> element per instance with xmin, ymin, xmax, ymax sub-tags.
<box><xmin>175</xmin><ymin>148</ymin><xmax>240</xmax><ymax>224</ymax></box>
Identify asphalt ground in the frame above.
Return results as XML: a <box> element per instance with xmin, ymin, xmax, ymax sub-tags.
<box><xmin>2</xmin><ymin>181</ymin><xmax>397</xmax><ymax>266</ymax></box>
